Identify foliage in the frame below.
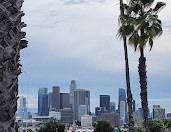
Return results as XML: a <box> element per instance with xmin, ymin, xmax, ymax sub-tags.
<box><xmin>94</xmin><ymin>119</ymin><xmax>113</xmax><ymax>132</ymax></box>
<box><xmin>136</xmin><ymin>120</ymin><xmax>171</xmax><ymax>132</ymax></box>
<box><xmin>38</xmin><ymin>120</ymin><xmax>65</xmax><ymax>132</ymax></box>
<box><xmin>23</xmin><ymin>129</ymin><xmax>32</xmax><ymax>132</ymax></box>
<box><xmin>118</xmin><ymin>0</ymin><xmax>166</xmax><ymax>51</ymax></box>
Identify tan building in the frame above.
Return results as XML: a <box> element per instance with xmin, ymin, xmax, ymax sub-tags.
<box><xmin>81</xmin><ymin>115</ymin><xmax>92</xmax><ymax>127</ymax></box>
<box><xmin>102</xmin><ymin>113</ymin><xmax>120</xmax><ymax>126</ymax></box>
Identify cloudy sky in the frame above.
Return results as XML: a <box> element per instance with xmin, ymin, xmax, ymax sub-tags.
<box><xmin>18</xmin><ymin>0</ymin><xmax>171</xmax><ymax>113</ymax></box>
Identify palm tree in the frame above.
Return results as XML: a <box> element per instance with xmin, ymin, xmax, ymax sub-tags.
<box><xmin>118</xmin><ymin>0</ymin><xmax>135</xmax><ymax>131</ymax></box>
<box><xmin>120</xmin><ymin>0</ymin><xmax>166</xmax><ymax>131</ymax></box>
<box><xmin>0</xmin><ymin>0</ymin><xmax>27</xmax><ymax>131</ymax></box>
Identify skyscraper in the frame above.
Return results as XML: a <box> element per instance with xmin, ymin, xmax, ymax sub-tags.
<box><xmin>118</xmin><ymin>88</ymin><xmax>127</xmax><ymax>123</ymax></box>
<box><xmin>38</xmin><ymin>88</ymin><xmax>49</xmax><ymax>116</ymax></box>
<box><xmin>70</xmin><ymin>80</ymin><xmax>77</xmax><ymax>109</ymax></box>
<box><xmin>48</xmin><ymin>92</ymin><xmax>52</xmax><ymax>111</ymax></box>
<box><xmin>133</xmin><ymin>100</ymin><xmax>136</xmax><ymax>112</ymax></box>
<box><xmin>60</xmin><ymin>93</ymin><xmax>70</xmax><ymax>109</ymax></box>
<box><xmin>152</xmin><ymin>105</ymin><xmax>165</xmax><ymax>120</ymax></box>
<box><xmin>74</xmin><ymin>89</ymin><xmax>90</xmax><ymax>121</ymax></box>
<box><xmin>100</xmin><ymin>95</ymin><xmax>110</xmax><ymax>112</ymax></box>
<box><xmin>110</xmin><ymin>102</ymin><xmax>116</xmax><ymax>113</ymax></box>
<box><xmin>52</xmin><ymin>86</ymin><xmax>60</xmax><ymax>110</ymax></box>
<box><xmin>18</xmin><ymin>96</ymin><xmax>27</xmax><ymax>119</ymax></box>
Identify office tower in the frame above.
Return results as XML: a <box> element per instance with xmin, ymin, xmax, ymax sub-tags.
<box><xmin>38</xmin><ymin>88</ymin><xmax>49</xmax><ymax>116</ymax></box>
<box><xmin>133</xmin><ymin>100</ymin><xmax>136</xmax><ymax>112</ymax></box>
<box><xmin>48</xmin><ymin>92</ymin><xmax>52</xmax><ymax>111</ymax></box>
<box><xmin>118</xmin><ymin>88</ymin><xmax>127</xmax><ymax>122</ymax></box>
<box><xmin>100</xmin><ymin>95</ymin><xmax>110</xmax><ymax>112</ymax></box>
<box><xmin>138</xmin><ymin>108</ymin><xmax>143</xmax><ymax>119</ymax></box>
<box><xmin>20</xmin><ymin>96</ymin><xmax>26</xmax><ymax>108</ymax></box>
<box><xmin>102</xmin><ymin>113</ymin><xmax>120</xmax><ymax>126</ymax></box>
<box><xmin>78</xmin><ymin>105</ymin><xmax>87</xmax><ymax>121</ymax></box>
<box><xmin>153</xmin><ymin>105</ymin><xmax>165</xmax><ymax>120</ymax></box>
<box><xmin>95</xmin><ymin>107</ymin><xmax>108</xmax><ymax>117</ymax></box>
<box><xmin>74</xmin><ymin>89</ymin><xmax>90</xmax><ymax>121</ymax></box>
<box><xmin>70</xmin><ymin>80</ymin><xmax>77</xmax><ymax>109</ymax></box>
<box><xmin>52</xmin><ymin>86</ymin><xmax>60</xmax><ymax>110</ymax></box>
<box><xmin>167</xmin><ymin>113</ymin><xmax>171</xmax><ymax>121</ymax></box>
<box><xmin>18</xmin><ymin>96</ymin><xmax>27</xmax><ymax>119</ymax></box>
<box><xmin>60</xmin><ymin>93</ymin><xmax>70</xmax><ymax>109</ymax></box>
<box><xmin>110</xmin><ymin>102</ymin><xmax>116</xmax><ymax>113</ymax></box>
<box><xmin>61</xmin><ymin>108</ymin><xmax>73</xmax><ymax>124</ymax></box>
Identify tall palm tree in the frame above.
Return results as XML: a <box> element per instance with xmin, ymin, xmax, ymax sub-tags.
<box><xmin>0</xmin><ymin>0</ymin><xmax>27</xmax><ymax>131</ymax></box>
<box><xmin>119</xmin><ymin>0</ymin><xmax>135</xmax><ymax>131</ymax></box>
<box><xmin>120</xmin><ymin>0</ymin><xmax>166</xmax><ymax>131</ymax></box>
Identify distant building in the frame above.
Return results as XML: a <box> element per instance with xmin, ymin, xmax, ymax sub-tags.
<box><xmin>167</xmin><ymin>113</ymin><xmax>171</xmax><ymax>121</ymax></box>
<box><xmin>52</xmin><ymin>86</ymin><xmax>60</xmax><ymax>110</ymax></box>
<box><xmin>79</xmin><ymin>105</ymin><xmax>87</xmax><ymax>121</ymax></box>
<box><xmin>61</xmin><ymin>108</ymin><xmax>73</xmax><ymax>124</ymax></box>
<box><xmin>137</xmin><ymin>108</ymin><xmax>143</xmax><ymax>119</ymax></box>
<box><xmin>110</xmin><ymin>102</ymin><xmax>116</xmax><ymax>113</ymax></box>
<box><xmin>49</xmin><ymin>111</ymin><xmax>61</xmax><ymax>120</ymax></box>
<box><xmin>48</xmin><ymin>92</ymin><xmax>52</xmax><ymax>111</ymax></box>
<box><xmin>118</xmin><ymin>88</ymin><xmax>127</xmax><ymax>123</ymax></box>
<box><xmin>74</xmin><ymin>89</ymin><xmax>90</xmax><ymax>121</ymax></box>
<box><xmin>60</xmin><ymin>93</ymin><xmax>70</xmax><ymax>109</ymax></box>
<box><xmin>38</xmin><ymin>88</ymin><xmax>49</xmax><ymax>116</ymax></box>
<box><xmin>95</xmin><ymin>107</ymin><xmax>108</xmax><ymax>117</ymax></box>
<box><xmin>133</xmin><ymin>100</ymin><xmax>136</xmax><ymax>112</ymax></box>
<box><xmin>17</xmin><ymin>96</ymin><xmax>27</xmax><ymax>119</ymax></box>
<box><xmin>81</xmin><ymin>115</ymin><xmax>92</xmax><ymax>127</ymax></box>
<box><xmin>70</xmin><ymin>80</ymin><xmax>77</xmax><ymax>109</ymax></box>
<box><xmin>153</xmin><ymin>105</ymin><xmax>165</xmax><ymax>120</ymax></box>
<box><xmin>102</xmin><ymin>113</ymin><xmax>120</xmax><ymax>126</ymax></box>
<box><xmin>100</xmin><ymin>95</ymin><xmax>110</xmax><ymax>112</ymax></box>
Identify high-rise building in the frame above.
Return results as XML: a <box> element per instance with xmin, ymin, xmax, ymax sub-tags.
<box><xmin>95</xmin><ymin>107</ymin><xmax>108</xmax><ymax>117</ymax></box>
<box><xmin>52</xmin><ymin>86</ymin><xmax>60</xmax><ymax>110</ymax></box>
<box><xmin>133</xmin><ymin>100</ymin><xmax>136</xmax><ymax>112</ymax></box>
<box><xmin>78</xmin><ymin>105</ymin><xmax>87</xmax><ymax>121</ymax></box>
<box><xmin>152</xmin><ymin>105</ymin><xmax>165</xmax><ymax>120</ymax></box>
<box><xmin>60</xmin><ymin>93</ymin><xmax>70</xmax><ymax>109</ymax></box>
<box><xmin>137</xmin><ymin>108</ymin><xmax>143</xmax><ymax>119</ymax></box>
<box><xmin>74</xmin><ymin>89</ymin><xmax>90</xmax><ymax>121</ymax></box>
<box><xmin>20</xmin><ymin>96</ymin><xmax>26</xmax><ymax>108</ymax></box>
<box><xmin>17</xmin><ymin>96</ymin><xmax>27</xmax><ymax>119</ymax></box>
<box><xmin>38</xmin><ymin>88</ymin><xmax>49</xmax><ymax>116</ymax></box>
<box><xmin>70</xmin><ymin>80</ymin><xmax>77</xmax><ymax>109</ymax></box>
<box><xmin>118</xmin><ymin>88</ymin><xmax>127</xmax><ymax>123</ymax></box>
<box><xmin>48</xmin><ymin>92</ymin><xmax>52</xmax><ymax>111</ymax></box>
<box><xmin>100</xmin><ymin>95</ymin><xmax>110</xmax><ymax>112</ymax></box>
<box><xmin>61</xmin><ymin>108</ymin><xmax>73</xmax><ymax>124</ymax></box>
<box><xmin>110</xmin><ymin>102</ymin><xmax>116</xmax><ymax>113</ymax></box>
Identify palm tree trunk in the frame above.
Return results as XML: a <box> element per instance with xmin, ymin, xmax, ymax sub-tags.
<box><xmin>119</xmin><ymin>0</ymin><xmax>135</xmax><ymax>131</ymax></box>
<box><xmin>138</xmin><ymin>52</ymin><xmax>149</xmax><ymax>132</ymax></box>
<box><xmin>0</xmin><ymin>0</ymin><xmax>27</xmax><ymax>131</ymax></box>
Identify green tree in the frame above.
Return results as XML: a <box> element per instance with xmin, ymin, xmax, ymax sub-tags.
<box><xmin>0</xmin><ymin>0</ymin><xmax>28</xmax><ymax>131</ymax></box>
<box><xmin>118</xmin><ymin>0</ymin><xmax>135</xmax><ymax>131</ymax></box>
<box><xmin>119</xmin><ymin>0</ymin><xmax>166</xmax><ymax>131</ymax></box>
<box><xmin>39</xmin><ymin>120</ymin><xmax>65</xmax><ymax>132</ymax></box>
<box><xmin>94</xmin><ymin>120</ymin><xmax>113</xmax><ymax>132</ymax></box>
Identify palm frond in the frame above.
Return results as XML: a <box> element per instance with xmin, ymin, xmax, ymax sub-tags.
<box><xmin>153</xmin><ymin>2</ymin><xmax>166</xmax><ymax>13</ymax></box>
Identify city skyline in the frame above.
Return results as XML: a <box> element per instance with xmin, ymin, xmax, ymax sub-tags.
<box><xmin>19</xmin><ymin>0</ymin><xmax>171</xmax><ymax>113</ymax></box>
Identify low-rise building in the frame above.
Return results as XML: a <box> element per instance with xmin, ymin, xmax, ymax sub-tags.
<box><xmin>81</xmin><ymin>115</ymin><xmax>92</xmax><ymax>127</ymax></box>
<box><xmin>49</xmin><ymin>111</ymin><xmax>61</xmax><ymax>120</ymax></box>
<box><xmin>102</xmin><ymin>113</ymin><xmax>120</xmax><ymax>126</ymax></box>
